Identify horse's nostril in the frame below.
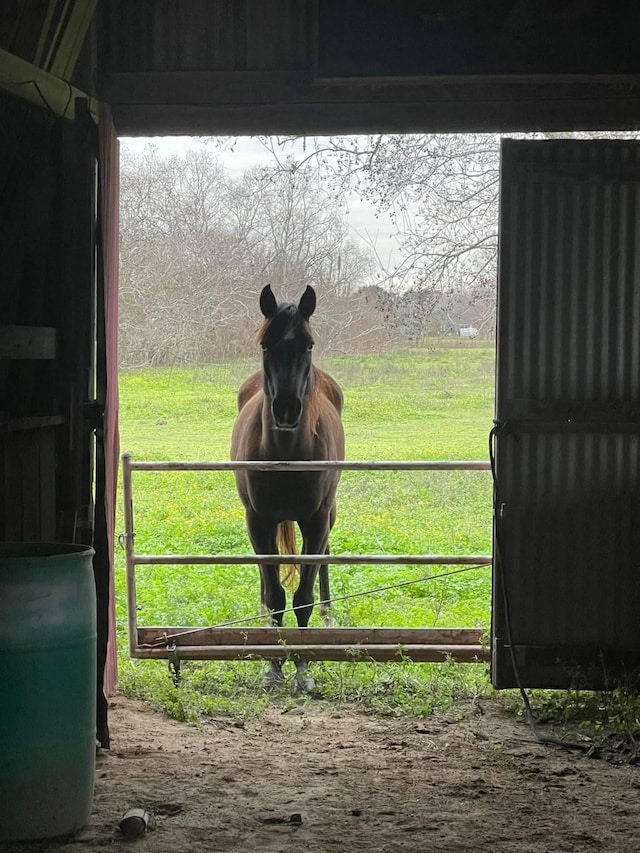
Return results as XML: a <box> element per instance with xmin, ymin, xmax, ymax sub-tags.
<box><xmin>272</xmin><ymin>396</ymin><xmax>302</xmax><ymax>427</ymax></box>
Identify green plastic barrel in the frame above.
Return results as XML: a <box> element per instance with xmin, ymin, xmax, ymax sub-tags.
<box><xmin>0</xmin><ymin>542</ymin><xmax>97</xmax><ymax>842</ymax></box>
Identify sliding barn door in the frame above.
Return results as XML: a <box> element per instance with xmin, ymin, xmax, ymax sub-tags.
<box><xmin>492</xmin><ymin>139</ymin><xmax>640</xmax><ymax>689</ymax></box>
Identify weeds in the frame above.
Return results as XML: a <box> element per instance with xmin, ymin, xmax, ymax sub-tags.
<box><xmin>116</xmin><ymin>656</ymin><xmax>492</xmax><ymax>723</ymax></box>
<box><xmin>520</xmin><ymin>687</ymin><xmax>640</xmax><ymax>764</ymax></box>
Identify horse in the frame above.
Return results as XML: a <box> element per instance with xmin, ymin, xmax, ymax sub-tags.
<box><xmin>231</xmin><ymin>284</ymin><xmax>345</xmax><ymax>692</ymax></box>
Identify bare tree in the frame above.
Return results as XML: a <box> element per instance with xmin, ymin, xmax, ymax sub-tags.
<box><xmin>249</xmin><ymin>134</ymin><xmax>500</xmax><ymax>293</ymax></box>
<box><xmin>249</xmin><ymin>131</ymin><xmax>640</xmax><ymax>339</ymax></box>
<box><xmin>119</xmin><ymin>147</ymin><xmax>386</xmax><ymax>366</ymax></box>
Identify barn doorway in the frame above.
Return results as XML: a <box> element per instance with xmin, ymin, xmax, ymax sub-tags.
<box><xmin>114</xmin><ymin>133</ymin><xmax>496</xmax><ymax>710</ymax></box>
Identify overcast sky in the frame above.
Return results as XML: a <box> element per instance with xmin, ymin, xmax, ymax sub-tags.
<box><xmin>119</xmin><ymin>135</ymin><xmax>402</xmax><ymax>270</ymax></box>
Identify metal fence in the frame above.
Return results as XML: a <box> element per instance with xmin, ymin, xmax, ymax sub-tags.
<box><xmin>121</xmin><ymin>454</ymin><xmax>492</xmax><ymax>664</ymax></box>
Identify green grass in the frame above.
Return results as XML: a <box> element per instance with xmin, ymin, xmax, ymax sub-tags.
<box><xmin>116</xmin><ymin>344</ymin><xmax>496</xmax><ymax>720</ymax></box>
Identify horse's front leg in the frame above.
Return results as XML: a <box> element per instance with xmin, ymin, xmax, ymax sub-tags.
<box><xmin>260</xmin><ymin>561</ymin><xmax>288</xmax><ymax>688</ymax></box>
<box><xmin>292</xmin><ymin>512</ymin><xmax>331</xmax><ymax>693</ymax></box>
<box><xmin>246</xmin><ymin>511</ymin><xmax>285</xmax><ymax>688</ymax></box>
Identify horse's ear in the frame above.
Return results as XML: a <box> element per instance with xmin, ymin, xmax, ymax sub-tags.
<box><xmin>259</xmin><ymin>285</ymin><xmax>277</xmax><ymax>318</ymax></box>
<box><xmin>298</xmin><ymin>285</ymin><xmax>316</xmax><ymax>320</ymax></box>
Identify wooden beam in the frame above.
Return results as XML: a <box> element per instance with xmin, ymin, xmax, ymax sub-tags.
<box><xmin>101</xmin><ymin>70</ymin><xmax>640</xmax><ymax>108</ymax></box>
<box><xmin>49</xmin><ymin>0</ymin><xmax>99</xmax><ymax>80</ymax></box>
<box><xmin>100</xmin><ymin>70</ymin><xmax>640</xmax><ymax>135</ymax></box>
<box><xmin>138</xmin><ymin>626</ymin><xmax>487</xmax><ymax>647</ymax></box>
<box><xmin>34</xmin><ymin>0</ymin><xmax>58</xmax><ymax>67</ymax></box>
<box><xmin>0</xmin><ymin>47</ymin><xmax>99</xmax><ymax>122</ymax></box>
<box><xmin>134</xmin><ymin>626</ymin><xmax>490</xmax><ymax>663</ymax></box>
<box><xmin>108</xmin><ymin>99</ymin><xmax>640</xmax><ymax>136</ymax></box>
<box><xmin>132</xmin><ymin>643</ymin><xmax>490</xmax><ymax>663</ymax></box>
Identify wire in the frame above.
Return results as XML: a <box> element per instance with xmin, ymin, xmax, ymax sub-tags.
<box><xmin>489</xmin><ymin>422</ymin><xmax>596</xmax><ymax>756</ymax></box>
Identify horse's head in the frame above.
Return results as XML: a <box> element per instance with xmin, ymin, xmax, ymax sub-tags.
<box><xmin>257</xmin><ymin>284</ymin><xmax>316</xmax><ymax>430</ymax></box>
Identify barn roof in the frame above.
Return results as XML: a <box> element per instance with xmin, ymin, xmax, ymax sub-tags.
<box><xmin>2</xmin><ymin>0</ymin><xmax>640</xmax><ymax>135</ymax></box>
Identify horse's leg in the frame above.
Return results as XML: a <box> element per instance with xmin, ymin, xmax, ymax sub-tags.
<box><xmin>259</xmin><ymin>572</ymin><xmax>270</xmax><ymax>620</ymax></box>
<box><xmin>259</xmin><ymin>562</ymin><xmax>288</xmax><ymax>687</ymax></box>
<box><xmin>318</xmin><ymin>561</ymin><xmax>331</xmax><ymax>625</ymax></box>
<box><xmin>246</xmin><ymin>511</ymin><xmax>285</xmax><ymax>687</ymax></box>
<box><xmin>318</xmin><ymin>505</ymin><xmax>337</xmax><ymax>627</ymax></box>
<box><xmin>292</xmin><ymin>512</ymin><xmax>330</xmax><ymax>693</ymax></box>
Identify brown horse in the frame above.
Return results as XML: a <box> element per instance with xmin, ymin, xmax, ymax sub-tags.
<box><xmin>231</xmin><ymin>284</ymin><xmax>345</xmax><ymax>691</ymax></box>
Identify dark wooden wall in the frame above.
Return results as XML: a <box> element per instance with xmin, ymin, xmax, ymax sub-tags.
<box><xmin>0</xmin><ymin>92</ymin><xmax>97</xmax><ymax>545</ymax></box>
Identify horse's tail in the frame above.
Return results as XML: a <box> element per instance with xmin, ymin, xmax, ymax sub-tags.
<box><xmin>277</xmin><ymin>520</ymin><xmax>299</xmax><ymax>588</ymax></box>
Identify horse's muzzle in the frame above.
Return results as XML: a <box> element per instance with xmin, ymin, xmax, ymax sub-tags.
<box><xmin>272</xmin><ymin>396</ymin><xmax>302</xmax><ymax>430</ymax></box>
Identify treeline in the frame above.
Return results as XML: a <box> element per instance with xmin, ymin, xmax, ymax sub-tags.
<box><xmin>119</xmin><ymin>147</ymin><xmax>388</xmax><ymax>368</ymax></box>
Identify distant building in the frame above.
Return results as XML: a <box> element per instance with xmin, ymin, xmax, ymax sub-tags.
<box><xmin>458</xmin><ymin>325</ymin><xmax>479</xmax><ymax>338</ymax></box>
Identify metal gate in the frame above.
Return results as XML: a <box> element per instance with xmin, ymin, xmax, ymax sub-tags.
<box><xmin>122</xmin><ymin>454</ymin><xmax>492</xmax><ymax>665</ymax></box>
<box><xmin>492</xmin><ymin>139</ymin><xmax>640</xmax><ymax>689</ymax></box>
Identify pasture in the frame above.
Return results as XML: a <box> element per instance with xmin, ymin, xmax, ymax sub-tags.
<box><xmin>115</xmin><ymin>344</ymin><xmax>496</xmax><ymax>718</ymax></box>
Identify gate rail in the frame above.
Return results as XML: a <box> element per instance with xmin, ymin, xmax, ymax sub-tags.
<box><xmin>122</xmin><ymin>454</ymin><xmax>492</xmax><ymax>664</ymax></box>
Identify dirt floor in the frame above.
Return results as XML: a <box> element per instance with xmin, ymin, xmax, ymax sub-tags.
<box><xmin>4</xmin><ymin>694</ymin><xmax>640</xmax><ymax>853</ymax></box>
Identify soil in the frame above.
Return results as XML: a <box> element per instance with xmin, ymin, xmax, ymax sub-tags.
<box><xmin>4</xmin><ymin>695</ymin><xmax>640</xmax><ymax>853</ymax></box>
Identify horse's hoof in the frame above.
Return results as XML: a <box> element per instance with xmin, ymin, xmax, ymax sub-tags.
<box><xmin>292</xmin><ymin>669</ymin><xmax>315</xmax><ymax>694</ymax></box>
<box><xmin>263</xmin><ymin>664</ymin><xmax>285</xmax><ymax>691</ymax></box>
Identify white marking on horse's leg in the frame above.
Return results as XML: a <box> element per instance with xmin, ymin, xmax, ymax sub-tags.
<box><xmin>260</xmin><ymin>601</ymin><xmax>272</xmax><ymax>623</ymax></box>
<box><xmin>293</xmin><ymin>660</ymin><xmax>315</xmax><ymax>694</ymax></box>
<box><xmin>319</xmin><ymin>604</ymin><xmax>336</xmax><ymax>628</ymax></box>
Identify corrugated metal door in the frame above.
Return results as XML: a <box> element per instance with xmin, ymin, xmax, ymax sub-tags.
<box><xmin>493</xmin><ymin>139</ymin><xmax>640</xmax><ymax>689</ymax></box>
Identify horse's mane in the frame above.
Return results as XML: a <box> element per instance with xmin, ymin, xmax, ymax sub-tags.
<box><xmin>307</xmin><ymin>369</ymin><xmax>344</xmax><ymax>436</ymax></box>
<box><xmin>256</xmin><ymin>304</ymin><xmax>313</xmax><ymax>349</ymax></box>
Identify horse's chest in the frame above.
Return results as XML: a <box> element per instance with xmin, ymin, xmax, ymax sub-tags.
<box><xmin>246</xmin><ymin>471</ymin><xmax>332</xmax><ymax>520</ymax></box>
